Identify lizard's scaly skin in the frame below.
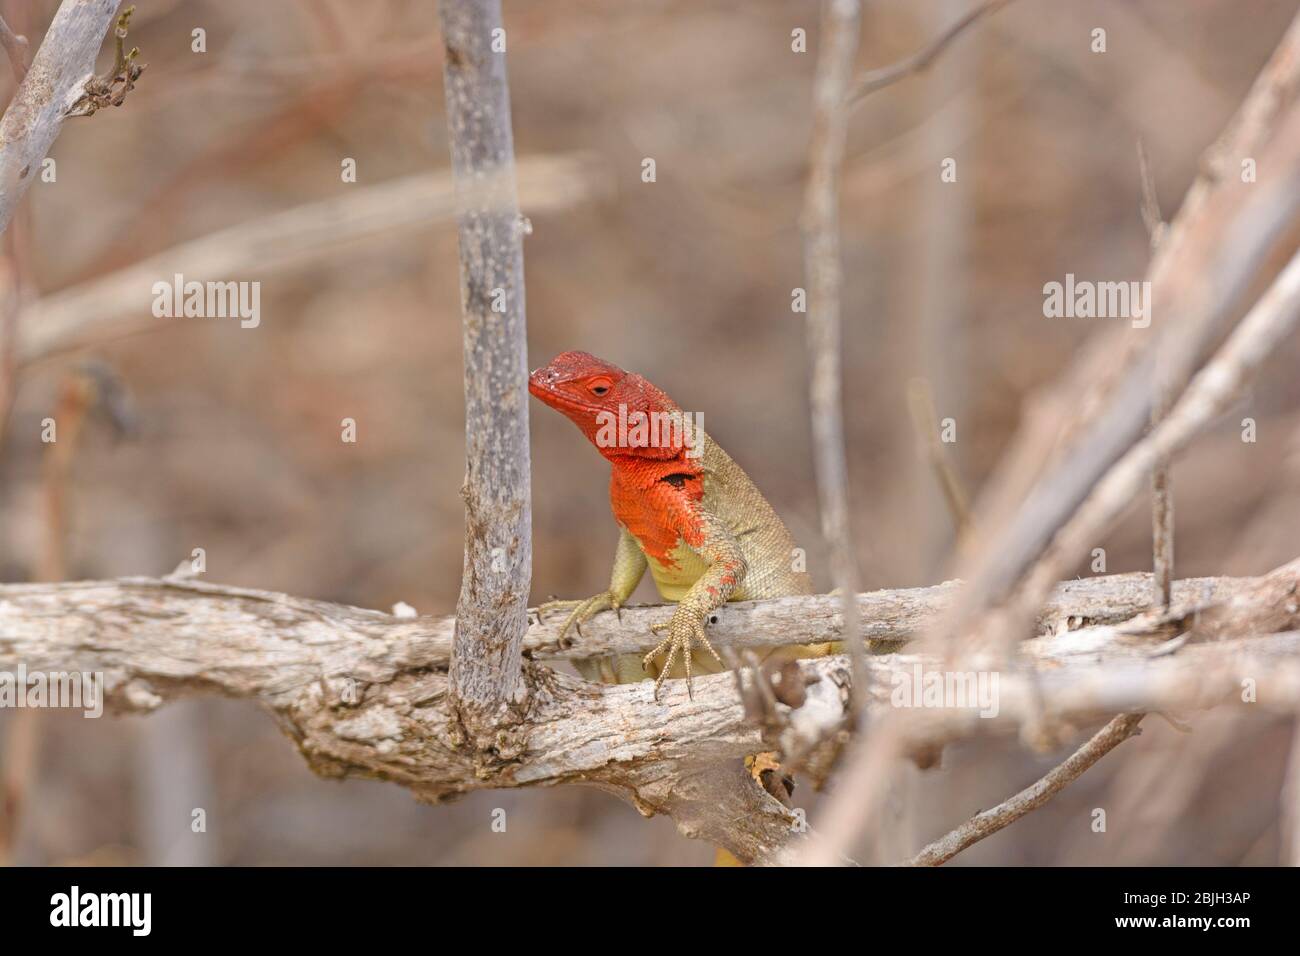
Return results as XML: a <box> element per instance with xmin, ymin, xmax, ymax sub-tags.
<box><xmin>531</xmin><ymin>351</ymin><xmax>831</xmax><ymax>697</ymax></box>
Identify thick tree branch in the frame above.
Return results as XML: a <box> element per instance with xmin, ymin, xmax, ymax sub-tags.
<box><xmin>0</xmin><ymin>564</ymin><xmax>1281</xmax><ymax>668</ymax></box>
<box><xmin>0</xmin><ymin>561</ymin><xmax>1297</xmax><ymax>863</ymax></box>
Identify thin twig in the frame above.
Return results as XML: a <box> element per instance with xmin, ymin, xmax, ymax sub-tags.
<box><xmin>907</xmin><ymin>378</ymin><xmax>972</xmax><ymax>536</ymax></box>
<box><xmin>1</xmin><ymin>363</ymin><xmax>102</xmax><ymax>865</ymax></box>
<box><xmin>0</xmin><ymin>12</ymin><xmax>28</xmax><ymax>83</ymax></box>
<box><xmin>1139</xmin><ymin>140</ymin><xmax>1174</xmax><ymax>610</ymax></box>
<box><xmin>0</xmin><ymin>2</ymin><xmax>28</xmax><ymax>437</ymax></box>
<box><xmin>799</xmin><ymin>0</ymin><xmax>1016</xmax><ymax>865</ymax></box>
<box><xmin>848</xmin><ymin>0</ymin><xmax>1014</xmax><ymax>105</ymax></box>
<box><xmin>0</xmin><ymin>708</ymin><xmax>36</xmax><ymax>865</ymax></box>
<box><xmin>905</xmin><ymin>713</ymin><xmax>1145</xmax><ymax>866</ymax></box>
<box><xmin>1283</xmin><ymin>716</ymin><xmax>1300</xmax><ymax>865</ymax></box>
<box><xmin>0</xmin><ymin>237</ymin><xmax>18</xmax><ymax>447</ymax></box>
<box><xmin>1149</xmin><ymin>429</ymin><xmax>1175</xmax><ymax>608</ymax></box>
<box><xmin>1137</xmin><ymin>140</ymin><xmax>1167</xmax><ymax>249</ymax></box>
<box><xmin>802</xmin><ymin>0</ymin><xmax>869</xmax><ymax>714</ymax></box>
<box><xmin>37</xmin><ymin>369</ymin><xmax>101</xmax><ymax>581</ymax></box>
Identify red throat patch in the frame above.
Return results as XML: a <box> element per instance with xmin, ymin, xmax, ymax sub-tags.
<box><xmin>608</xmin><ymin>456</ymin><xmax>706</xmax><ymax>567</ymax></box>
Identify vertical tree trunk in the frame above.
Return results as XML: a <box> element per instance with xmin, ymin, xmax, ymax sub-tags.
<box><xmin>802</xmin><ymin>0</ymin><xmax>867</xmax><ymax>705</ymax></box>
<box><xmin>438</xmin><ymin>0</ymin><xmax>533</xmax><ymax>741</ymax></box>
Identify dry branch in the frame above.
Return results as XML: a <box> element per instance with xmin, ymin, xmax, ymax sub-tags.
<box><xmin>0</xmin><ymin>13</ymin><xmax>29</xmax><ymax>83</ymax></box>
<box><xmin>945</xmin><ymin>10</ymin><xmax>1300</xmax><ymax>628</ymax></box>
<box><xmin>16</xmin><ymin>153</ymin><xmax>603</xmax><ymax>365</ymax></box>
<box><xmin>0</xmin><ymin>567</ymin><xmax>1259</xmax><ymax>666</ymax></box>
<box><xmin>905</xmin><ymin>713</ymin><xmax>1145</xmax><ymax>866</ymax></box>
<box><xmin>0</xmin><ymin>364</ymin><xmax>95</xmax><ymax>860</ymax></box>
<box><xmin>438</xmin><ymin>0</ymin><xmax>533</xmax><ymax>741</ymax></box>
<box><xmin>848</xmin><ymin>0</ymin><xmax>1013</xmax><ymax>105</ymax></box>
<box><xmin>1284</xmin><ymin>717</ymin><xmax>1300</xmax><ymax>866</ymax></box>
<box><xmin>1136</xmin><ymin>141</ymin><xmax>1166</xmax><ymax>250</ymax></box>
<box><xmin>907</xmin><ymin>378</ymin><xmax>972</xmax><ymax>536</ymax></box>
<box><xmin>794</xmin><ymin>557</ymin><xmax>1300</xmax><ymax>865</ymax></box>
<box><xmin>802</xmin><ymin>0</ymin><xmax>867</xmax><ymax>703</ymax></box>
<box><xmin>805</xmin><ymin>229</ymin><xmax>1300</xmax><ymax>863</ymax></box>
<box><xmin>0</xmin><ymin>0</ymin><xmax>124</xmax><ymax>236</ymax></box>
<box><xmin>0</xmin><ymin>561</ymin><xmax>1297</xmax><ymax>863</ymax></box>
<box><xmin>968</xmin><ymin>112</ymin><xmax>1300</xmax><ymax>637</ymax></box>
<box><xmin>1137</xmin><ymin>139</ymin><xmax>1174</xmax><ymax>610</ymax></box>
<box><xmin>1007</xmin><ymin>246</ymin><xmax>1300</xmax><ymax>658</ymax></box>
<box><xmin>796</xmin><ymin>9</ymin><xmax>1300</xmax><ymax>868</ymax></box>
<box><xmin>0</xmin><ymin>239</ymin><xmax>18</xmax><ymax>445</ymax></box>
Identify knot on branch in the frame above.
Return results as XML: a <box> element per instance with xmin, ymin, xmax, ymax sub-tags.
<box><xmin>448</xmin><ymin>660</ymin><xmax>555</xmax><ymax>774</ymax></box>
<box><xmin>66</xmin><ymin>5</ymin><xmax>144</xmax><ymax>118</ymax></box>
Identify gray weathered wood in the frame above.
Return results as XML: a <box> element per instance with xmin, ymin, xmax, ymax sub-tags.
<box><xmin>0</xmin><ymin>0</ymin><xmax>122</xmax><ymax>236</ymax></box>
<box><xmin>0</xmin><ymin>566</ymin><xmax>1298</xmax><ymax>862</ymax></box>
<box><xmin>802</xmin><ymin>0</ymin><xmax>867</xmax><ymax>699</ymax></box>
<box><xmin>437</xmin><ymin>0</ymin><xmax>533</xmax><ymax>737</ymax></box>
<box><xmin>0</xmin><ymin>568</ymin><xmax>1266</xmax><ymax>666</ymax></box>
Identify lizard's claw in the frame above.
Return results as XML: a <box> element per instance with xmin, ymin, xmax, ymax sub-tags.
<box><xmin>644</xmin><ymin>609</ymin><xmax>724</xmax><ymax>701</ymax></box>
<box><xmin>538</xmin><ymin>591</ymin><xmax>620</xmax><ymax>647</ymax></box>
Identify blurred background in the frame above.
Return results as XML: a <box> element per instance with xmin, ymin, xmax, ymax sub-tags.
<box><xmin>0</xmin><ymin>0</ymin><xmax>1298</xmax><ymax>865</ymax></box>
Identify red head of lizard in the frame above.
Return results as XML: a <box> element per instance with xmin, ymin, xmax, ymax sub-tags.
<box><xmin>530</xmin><ymin>351</ymin><xmax>707</xmax><ymax>565</ymax></box>
<box><xmin>529</xmin><ymin>351</ymin><xmax>692</xmax><ymax>463</ymax></box>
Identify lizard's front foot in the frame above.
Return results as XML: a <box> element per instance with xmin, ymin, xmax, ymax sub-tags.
<box><xmin>644</xmin><ymin>608</ymin><xmax>724</xmax><ymax>701</ymax></box>
<box><xmin>538</xmin><ymin>591</ymin><xmax>621</xmax><ymax>647</ymax></box>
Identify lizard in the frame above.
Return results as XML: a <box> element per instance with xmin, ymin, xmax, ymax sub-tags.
<box><xmin>529</xmin><ymin>350</ymin><xmax>832</xmax><ymax>699</ymax></box>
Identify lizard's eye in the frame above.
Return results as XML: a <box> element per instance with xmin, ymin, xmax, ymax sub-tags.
<box><xmin>588</xmin><ymin>379</ymin><xmax>612</xmax><ymax>396</ymax></box>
